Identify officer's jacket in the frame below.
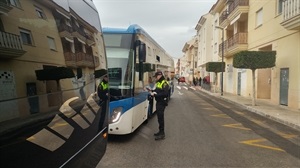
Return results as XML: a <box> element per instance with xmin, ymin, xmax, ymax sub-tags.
<box><xmin>97</xmin><ymin>81</ymin><xmax>109</xmax><ymax>101</ymax></box>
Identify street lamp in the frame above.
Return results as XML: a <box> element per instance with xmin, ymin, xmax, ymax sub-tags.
<box><xmin>215</xmin><ymin>26</ymin><xmax>224</xmax><ymax>96</ymax></box>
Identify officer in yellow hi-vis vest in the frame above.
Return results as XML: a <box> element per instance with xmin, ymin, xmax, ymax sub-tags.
<box><xmin>150</xmin><ymin>71</ymin><xmax>169</xmax><ymax>140</ymax></box>
<box><xmin>97</xmin><ymin>75</ymin><xmax>109</xmax><ymax>103</ymax></box>
<box><xmin>97</xmin><ymin>75</ymin><xmax>108</xmax><ymax>129</ymax></box>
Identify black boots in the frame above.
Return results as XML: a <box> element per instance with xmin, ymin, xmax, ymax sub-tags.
<box><xmin>154</xmin><ymin>131</ymin><xmax>165</xmax><ymax>140</ymax></box>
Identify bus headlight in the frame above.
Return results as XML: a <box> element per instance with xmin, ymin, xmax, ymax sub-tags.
<box><xmin>110</xmin><ymin>107</ymin><xmax>122</xmax><ymax>123</ymax></box>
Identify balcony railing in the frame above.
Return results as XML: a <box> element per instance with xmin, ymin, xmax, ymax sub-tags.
<box><xmin>281</xmin><ymin>0</ymin><xmax>300</xmax><ymax>30</ymax></box>
<box><xmin>58</xmin><ymin>23</ymin><xmax>73</xmax><ymax>39</ymax></box>
<box><xmin>0</xmin><ymin>31</ymin><xmax>26</xmax><ymax>58</ymax></box>
<box><xmin>75</xmin><ymin>52</ymin><xmax>95</xmax><ymax>67</ymax></box>
<box><xmin>64</xmin><ymin>51</ymin><xmax>96</xmax><ymax>68</ymax></box>
<box><xmin>85</xmin><ymin>54</ymin><xmax>94</xmax><ymax>68</ymax></box>
<box><xmin>228</xmin><ymin>32</ymin><xmax>247</xmax><ymax>48</ymax></box>
<box><xmin>219</xmin><ymin>32</ymin><xmax>248</xmax><ymax>56</ymax></box>
<box><xmin>64</xmin><ymin>51</ymin><xmax>77</xmax><ymax>67</ymax></box>
<box><xmin>76</xmin><ymin>52</ymin><xmax>86</xmax><ymax>67</ymax></box>
<box><xmin>219</xmin><ymin>15</ymin><xmax>227</xmax><ymax>25</ymax></box>
<box><xmin>228</xmin><ymin>0</ymin><xmax>249</xmax><ymax>15</ymax></box>
<box><xmin>58</xmin><ymin>23</ymin><xmax>72</xmax><ymax>33</ymax></box>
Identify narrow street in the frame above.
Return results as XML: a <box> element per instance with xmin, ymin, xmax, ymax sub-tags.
<box><xmin>97</xmin><ymin>83</ymin><xmax>300</xmax><ymax>167</ymax></box>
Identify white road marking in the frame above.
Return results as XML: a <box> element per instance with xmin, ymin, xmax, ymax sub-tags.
<box><xmin>190</xmin><ymin>86</ymin><xmax>196</xmax><ymax>90</ymax></box>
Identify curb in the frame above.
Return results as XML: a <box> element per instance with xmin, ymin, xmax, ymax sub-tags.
<box><xmin>198</xmin><ymin>88</ymin><xmax>300</xmax><ymax>131</ymax></box>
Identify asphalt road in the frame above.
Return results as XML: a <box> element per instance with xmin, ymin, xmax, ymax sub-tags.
<box><xmin>97</xmin><ymin>83</ymin><xmax>300</xmax><ymax>167</ymax></box>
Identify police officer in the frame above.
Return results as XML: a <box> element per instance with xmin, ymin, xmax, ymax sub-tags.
<box><xmin>97</xmin><ymin>75</ymin><xmax>109</xmax><ymax>129</ymax></box>
<box><xmin>97</xmin><ymin>75</ymin><xmax>109</xmax><ymax>103</ymax></box>
<box><xmin>150</xmin><ymin>71</ymin><xmax>169</xmax><ymax>140</ymax></box>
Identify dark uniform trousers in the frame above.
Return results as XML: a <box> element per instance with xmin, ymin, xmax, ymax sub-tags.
<box><xmin>156</xmin><ymin>101</ymin><xmax>167</xmax><ymax>132</ymax></box>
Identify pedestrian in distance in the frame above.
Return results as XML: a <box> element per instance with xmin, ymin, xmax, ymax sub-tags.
<box><xmin>199</xmin><ymin>77</ymin><xmax>202</xmax><ymax>87</ymax></box>
<box><xmin>149</xmin><ymin>71</ymin><xmax>169</xmax><ymax>140</ymax></box>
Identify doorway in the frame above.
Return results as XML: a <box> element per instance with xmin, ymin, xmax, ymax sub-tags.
<box><xmin>279</xmin><ymin>68</ymin><xmax>289</xmax><ymax>106</ymax></box>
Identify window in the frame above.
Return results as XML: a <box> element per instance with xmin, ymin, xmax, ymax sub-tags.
<box><xmin>47</xmin><ymin>37</ymin><xmax>56</xmax><ymax>50</ymax></box>
<box><xmin>20</xmin><ymin>28</ymin><xmax>33</xmax><ymax>45</ymax></box>
<box><xmin>9</xmin><ymin>0</ymin><xmax>21</xmax><ymax>8</ymax></box>
<box><xmin>277</xmin><ymin>0</ymin><xmax>284</xmax><ymax>14</ymax></box>
<box><xmin>35</xmin><ymin>6</ymin><xmax>46</xmax><ymax>19</ymax></box>
<box><xmin>156</xmin><ymin>55</ymin><xmax>160</xmax><ymax>62</ymax></box>
<box><xmin>256</xmin><ymin>8</ymin><xmax>263</xmax><ymax>27</ymax></box>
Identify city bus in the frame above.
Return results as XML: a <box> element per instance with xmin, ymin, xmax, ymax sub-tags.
<box><xmin>0</xmin><ymin>0</ymin><xmax>108</xmax><ymax>167</ymax></box>
<box><xmin>103</xmin><ymin>24</ymin><xmax>174</xmax><ymax>135</ymax></box>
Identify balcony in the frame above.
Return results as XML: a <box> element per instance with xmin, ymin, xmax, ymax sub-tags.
<box><xmin>219</xmin><ymin>14</ymin><xmax>230</xmax><ymax>28</ymax></box>
<box><xmin>64</xmin><ymin>51</ymin><xmax>77</xmax><ymax>67</ymax></box>
<box><xmin>58</xmin><ymin>23</ymin><xmax>73</xmax><ymax>39</ymax></box>
<box><xmin>0</xmin><ymin>31</ymin><xmax>26</xmax><ymax>58</ymax></box>
<box><xmin>227</xmin><ymin>0</ymin><xmax>249</xmax><ymax>22</ymax></box>
<box><xmin>85</xmin><ymin>33</ymin><xmax>95</xmax><ymax>46</ymax></box>
<box><xmin>71</xmin><ymin>25</ymin><xmax>86</xmax><ymax>43</ymax></box>
<box><xmin>226</xmin><ymin>0</ymin><xmax>249</xmax><ymax>27</ymax></box>
<box><xmin>281</xmin><ymin>0</ymin><xmax>300</xmax><ymax>30</ymax></box>
<box><xmin>76</xmin><ymin>52</ymin><xmax>86</xmax><ymax>67</ymax></box>
<box><xmin>75</xmin><ymin>52</ymin><xmax>95</xmax><ymax>67</ymax></box>
<box><xmin>0</xmin><ymin>0</ymin><xmax>13</xmax><ymax>15</ymax></box>
<box><xmin>85</xmin><ymin>54</ymin><xmax>94</xmax><ymax>68</ymax></box>
<box><xmin>219</xmin><ymin>32</ymin><xmax>248</xmax><ymax>57</ymax></box>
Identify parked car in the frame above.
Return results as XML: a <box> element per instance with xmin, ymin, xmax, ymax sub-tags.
<box><xmin>178</xmin><ymin>77</ymin><xmax>185</xmax><ymax>83</ymax></box>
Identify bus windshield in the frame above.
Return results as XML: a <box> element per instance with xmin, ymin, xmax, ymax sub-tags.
<box><xmin>104</xmin><ymin>34</ymin><xmax>134</xmax><ymax>100</ymax></box>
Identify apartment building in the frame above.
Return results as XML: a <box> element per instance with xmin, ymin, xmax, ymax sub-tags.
<box><xmin>0</xmin><ymin>0</ymin><xmax>105</xmax><ymax>116</ymax></box>
<box><xmin>214</xmin><ymin>0</ymin><xmax>299</xmax><ymax>109</ymax></box>
<box><xmin>247</xmin><ymin>0</ymin><xmax>300</xmax><ymax>110</ymax></box>
<box><xmin>195</xmin><ymin>13</ymin><xmax>215</xmax><ymax>85</ymax></box>
<box><xmin>181</xmin><ymin>36</ymin><xmax>198</xmax><ymax>84</ymax></box>
<box><xmin>182</xmin><ymin>0</ymin><xmax>300</xmax><ymax>110</ymax></box>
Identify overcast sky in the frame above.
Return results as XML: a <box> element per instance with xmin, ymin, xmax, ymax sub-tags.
<box><xmin>93</xmin><ymin>0</ymin><xmax>217</xmax><ymax>59</ymax></box>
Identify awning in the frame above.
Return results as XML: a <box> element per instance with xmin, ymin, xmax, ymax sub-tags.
<box><xmin>56</xmin><ymin>9</ymin><xmax>70</xmax><ymax>19</ymax></box>
<box><xmin>77</xmin><ymin>38</ymin><xmax>86</xmax><ymax>44</ymax></box>
<box><xmin>65</xmin><ymin>37</ymin><xmax>74</xmax><ymax>43</ymax></box>
<box><xmin>230</xmin><ymin>14</ymin><xmax>241</xmax><ymax>25</ymax></box>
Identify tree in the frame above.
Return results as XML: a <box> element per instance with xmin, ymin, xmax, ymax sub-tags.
<box><xmin>233</xmin><ymin>51</ymin><xmax>276</xmax><ymax>106</ymax></box>
<box><xmin>206</xmin><ymin>62</ymin><xmax>225</xmax><ymax>93</ymax></box>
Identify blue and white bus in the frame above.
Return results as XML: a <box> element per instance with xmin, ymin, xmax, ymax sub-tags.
<box><xmin>103</xmin><ymin>24</ymin><xmax>174</xmax><ymax>135</ymax></box>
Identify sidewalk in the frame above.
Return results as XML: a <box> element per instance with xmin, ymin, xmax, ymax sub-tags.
<box><xmin>196</xmin><ymin>86</ymin><xmax>300</xmax><ymax>131</ymax></box>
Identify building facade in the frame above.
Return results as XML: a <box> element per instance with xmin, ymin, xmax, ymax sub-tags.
<box><xmin>181</xmin><ymin>36</ymin><xmax>198</xmax><ymax>84</ymax></box>
<box><xmin>182</xmin><ymin>0</ymin><xmax>300</xmax><ymax>110</ymax></box>
<box><xmin>195</xmin><ymin>13</ymin><xmax>216</xmax><ymax>86</ymax></box>
<box><xmin>0</xmin><ymin>0</ymin><xmax>106</xmax><ymax>118</ymax></box>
